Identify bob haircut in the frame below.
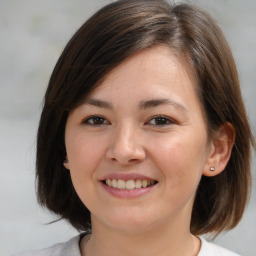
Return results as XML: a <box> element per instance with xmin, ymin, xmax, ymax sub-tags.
<box><xmin>36</xmin><ymin>0</ymin><xmax>255</xmax><ymax>236</ymax></box>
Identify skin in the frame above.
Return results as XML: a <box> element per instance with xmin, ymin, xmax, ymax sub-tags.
<box><xmin>64</xmin><ymin>46</ymin><xmax>234</xmax><ymax>256</ymax></box>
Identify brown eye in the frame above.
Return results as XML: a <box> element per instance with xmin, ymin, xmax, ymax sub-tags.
<box><xmin>147</xmin><ymin>115</ymin><xmax>174</xmax><ymax>126</ymax></box>
<box><xmin>83</xmin><ymin>116</ymin><xmax>109</xmax><ymax>126</ymax></box>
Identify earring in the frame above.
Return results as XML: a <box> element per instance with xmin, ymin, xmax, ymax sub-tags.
<box><xmin>209</xmin><ymin>166</ymin><xmax>215</xmax><ymax>172</ymax></box>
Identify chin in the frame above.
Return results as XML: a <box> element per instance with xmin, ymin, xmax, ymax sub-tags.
<box><xmin>99</xmin><ymin>211</ymin><xmax>159</xmax><ymax>233</ymax></box>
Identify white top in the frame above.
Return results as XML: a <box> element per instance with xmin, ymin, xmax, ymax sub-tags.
<box><xmin>12</xmin><ymin>233</ymin><xmax>241</xmax><ymax>256</ymax></box>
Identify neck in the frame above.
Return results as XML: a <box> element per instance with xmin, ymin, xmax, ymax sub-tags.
<box><xmin>82</xmin><ymin>216</ymin><xmax>198</xmax><ymax>256</ymax></box>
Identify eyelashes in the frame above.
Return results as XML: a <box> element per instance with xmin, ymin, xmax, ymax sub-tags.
<box><xmin>82</xmin><ymin>115</ymin><xmax>110</xmax><ymax>126</ymax></box>
<box><xmin>82</xmin><ymin>115</ymin><xmax>176</xmax><ymax>127</ymax></box>
<box><xmin>146</xmin><ymin>115</ymin><xmax>176</xmax><ymax>126</ymax></box>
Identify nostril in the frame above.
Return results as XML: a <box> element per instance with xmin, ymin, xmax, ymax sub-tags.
<box><xmin>107</xmin><ymin>156</ymin><xmax>143</xmax><ymax>166</ymax></box>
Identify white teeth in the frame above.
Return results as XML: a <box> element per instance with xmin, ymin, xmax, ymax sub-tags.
<box><xmin>142</xmin><ymin>180</ymin><xmax>147</xmax><ymax>188</ymax></box>
<box><xmin>112</xmin><ymin>179</ymin><xmax>117</xmax><ymax>188</ymax></box>
<box><xmin>126</xmin><ymin>180</ymin><xmax>135</xmax><ymax>190</ymax></box>
<box><xmin>135</xmin><ymin>180</ymin><xmax>142</xmax><ymax>188</ymax></box>
<box><xmin>105</xmin><ymin>179</ymin><xmax>156</xmax><ymax>190</ymax></box>
<box><xmin>117</xmin><ymin>179</ymin><xmax>126</xmax><ymax>189</ymax></box>
<box><xmin>106</xmin><ymin>179</ymin><xmax>112</xmax><ymax>186</ymax></box>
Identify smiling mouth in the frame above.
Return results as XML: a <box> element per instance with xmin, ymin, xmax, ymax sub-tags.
<box><xmin>103</xmin><ymin>179</ymin><xmax>157</xmax><ymax>190</ymax></box>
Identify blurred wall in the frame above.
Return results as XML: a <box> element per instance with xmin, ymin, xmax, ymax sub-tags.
<box><xmin>0</xmin><ymin>0</ymin><xmax>255</xmax><ymax>255</ymax></box>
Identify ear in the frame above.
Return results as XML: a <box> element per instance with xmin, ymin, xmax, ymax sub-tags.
<box><xmin>203</xmin><ymin>122</ymin><xmax>235</xmax><ymax>177</ymax></box>
<box><xmin>63</xmin><ymin>155</ymin><xmax>70</xmax><ymax>170</ymax></box>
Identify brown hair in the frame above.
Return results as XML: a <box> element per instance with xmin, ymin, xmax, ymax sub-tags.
<box><xmin>36</xmin><ymin>0</ymin><xmax>255</xmax><ymax>236</ymax></box>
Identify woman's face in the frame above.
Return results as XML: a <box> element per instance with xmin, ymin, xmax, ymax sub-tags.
<box><xmin>65</xmin><ymin>46</ymin><xmax>213</xmax><ymax>233</ymax></box>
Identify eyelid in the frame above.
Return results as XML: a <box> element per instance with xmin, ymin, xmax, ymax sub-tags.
<box><xmin>81</xmin><ymin>115</ymin><xmax>110</xmax><ymax>125</ymax></box>
<box><xmin>145</xmin><ymin>115</ymin><xmax>176</xmax><ymax>126</ymax></box>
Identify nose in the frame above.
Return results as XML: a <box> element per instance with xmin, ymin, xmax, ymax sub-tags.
<box><xmin>106</xmin><ymin>123</ymin><xmax>146</xmax><ymax>165</ymax></box>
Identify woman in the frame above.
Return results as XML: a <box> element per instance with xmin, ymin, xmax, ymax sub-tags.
<box><xmin>15</xmin><ymin>0</ymin><xmax>255</xmax><ymax>255</ymax></box>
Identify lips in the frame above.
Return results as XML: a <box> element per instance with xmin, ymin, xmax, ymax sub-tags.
<box><xmin>100</xmin><ymin>174</ymin><xmax>158</xmax><ymax>198</ymax></box>
<box><xmin>104</xmin><ymin>179</ymin><xmax>156</xmax><ymax>190</ymax></box>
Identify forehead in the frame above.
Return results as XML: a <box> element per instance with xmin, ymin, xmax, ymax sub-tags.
<box><xmin>89</xmin><ymin>45</ymin><xmax>198</xmax><ymax>100</ymax></box>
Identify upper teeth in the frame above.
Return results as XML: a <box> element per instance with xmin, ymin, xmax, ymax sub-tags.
<box><xmin>105</xmin><ymin>179</ymin><xmax>155</xmax><ymax>190</ymax></box>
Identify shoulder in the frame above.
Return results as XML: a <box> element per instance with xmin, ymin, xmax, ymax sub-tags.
<box><xmin>198</xmin><ymin>237</ymin><xmax>242</xmax><ymax>256</ymax></box>
<box><xmin>11</xmin><ymin>234</ymin><xmax>83</xmax><ymax>256</ymax></box>
<box><xmin>11</xmin><ymin>243</ymin><xmax>63</xmax><ymax>256</ymax></box>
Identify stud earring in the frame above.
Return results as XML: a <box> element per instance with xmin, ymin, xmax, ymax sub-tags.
<box><xmin>209</xmin><ymin>166</ymin><xmax>215</xmax><ymax>172</ymax></box>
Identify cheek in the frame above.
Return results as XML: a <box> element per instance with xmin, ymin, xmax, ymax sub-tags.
<box><xmin>65</xmin><ymin>133</ymin><xmax>108</xmax><ymax>205</ymax></box>
<box><xmin>149</xmin><ymin>132</ymin><xmax>208</xmax><ymax>186</ymax></box>
<box><xmin>65</xmin><ymin>132</ymin><xmax>107</xmax><ymax>177</ymax></box>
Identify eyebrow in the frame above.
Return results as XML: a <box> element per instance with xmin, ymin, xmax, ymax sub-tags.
<box><xmin>84</xmin><ymin>98</ymin><xmax>187</xmax><ymax>112</ymax></box>
<box><xmin>84</xmin><ymin>98</ymin><xmax>113</xmax><ymax>109</ymax></box>
<box><xmin>139</xmin><ymin>99</ymin><xmax>188</xmax><ymax>112</ymax></box>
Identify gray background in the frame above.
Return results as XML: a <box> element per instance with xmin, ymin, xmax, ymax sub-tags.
<box><xmin>0</xmin><ymin>0</ymin><xmax>255</xmax><ymax>255</ymax></box>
